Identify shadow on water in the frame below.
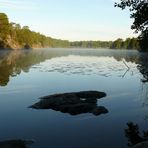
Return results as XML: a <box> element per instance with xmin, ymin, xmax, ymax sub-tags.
<box><xmin>30</xmin><ymin>91</ymin><xmax>108</xmax><ymax>116</ymax></box>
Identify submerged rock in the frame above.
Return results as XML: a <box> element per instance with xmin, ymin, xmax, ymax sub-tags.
<box><xmin>132</xmin><ymin>141</ymin><xmax>148</xmax><ymax>148</ymax></box>
<box><xmin>0</xmin><ymin>139</ymin><xmax>34</xmax><ymax>148</ymax></box>
<box><xmin>30</xmin><ymin>91</ymin><xmax>108</xmax><ymax>116</ymax></box>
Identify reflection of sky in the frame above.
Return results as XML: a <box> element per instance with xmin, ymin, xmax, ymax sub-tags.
<box><xmin>32</xmin><ymin>55</ymin><xmax>139</xmax><ymax>77</ymax></box>
<box><xmin>0</xmin><ymin>49</ymin><xmax>148</xmax><ymax>148</ymax></box>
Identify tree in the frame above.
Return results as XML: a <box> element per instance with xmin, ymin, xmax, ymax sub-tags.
<box><xmin>115</xmin><ymin>0</ymin><xmax>148</xmax><ymax>51</ymax></box>
<box><xmin>0</xmin><ymin>13</ymin><xmax>9</xmax><ymax>40</ymax></box>
<box><xmin>111</xmin><ymin>38</ymin><xmax>123</xmax><ymax>49</ymax></box>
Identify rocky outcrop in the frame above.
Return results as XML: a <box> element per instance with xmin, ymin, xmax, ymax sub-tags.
<box><xmin>5</xmin><ymin>35</ymin><xmax>22</xmax><ymax>50</ymax></box>
<box><xmin>30</xmin><ymin>91</ymin><xmax>108</xmax><ymax>116</ymax></box>
<box><xmin>23</xmin><ymin>44</ymin><xmax>31</xmax><ymax>49</ymax></box>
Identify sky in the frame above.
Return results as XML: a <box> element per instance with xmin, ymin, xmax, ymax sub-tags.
<box><xmin>0</xmin><ymin>0</ymin><xmax>137</xmax><ymax>41</ymax></box>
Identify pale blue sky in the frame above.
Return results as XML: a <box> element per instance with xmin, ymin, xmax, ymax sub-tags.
<box><xmin>0</xmin><ymin>0</ymin><xmax>137</xmax><ymax>41</ymax></box>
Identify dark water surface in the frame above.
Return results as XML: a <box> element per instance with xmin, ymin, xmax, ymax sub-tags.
<box><xmin>0</xmin><ymin>48</ymin><xmax>148</xmax><ymax>148</ymax></box>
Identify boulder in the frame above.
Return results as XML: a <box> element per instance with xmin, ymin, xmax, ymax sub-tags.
<box><xmin>30</xmin><ymin>91</ymin><xmax>108</xmax><ymax>116</ymax></box>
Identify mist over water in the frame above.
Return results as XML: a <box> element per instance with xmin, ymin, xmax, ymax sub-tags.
<box><xmin>0</xmin><ymin>48</ymin><xmax>148</xmax><ymax>148</ymax></box>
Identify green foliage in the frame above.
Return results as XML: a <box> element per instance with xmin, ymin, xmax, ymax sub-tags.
<box><xmin>111</xmin><ymin>38</ymin><xmax>139</xmax><ymax>49</ymax></box>
<box><xmin>0</xmin><ymin>12</ymin><xmax>142</xmax><ymax>50</ymax></box>
<box><xmin>138</xmin><ymin>28</ymin><xmax>148</xmax><ymax>52</ymax></box>
<box><xmin>115</xmin><ymin>0</ymin><xmax>148</xmax><ymax>51</ymax></box>
<box><xmin>0</xmin><ymin>13</ymin><xmax>70</xmax><ymax>49</ymax></box>
<box><xmin>70</xmin><ymin>41</ymin><xmax>112</xmax><ymax>48</ymax></box>
<box><xmin>0</xmin><ymin>13</ymin><xmax>9</xmax><ymax>40</ymax></box>
<box><xmin>111</xmin><ymin>38</ymin><xmax>123</xmax><ymax>49</ymax></box>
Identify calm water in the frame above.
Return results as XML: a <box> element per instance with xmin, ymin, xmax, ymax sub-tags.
<box><xmin>0</xmin><ymin>48</ymin><xmax>148</xmax><ymax>148</ymax></box>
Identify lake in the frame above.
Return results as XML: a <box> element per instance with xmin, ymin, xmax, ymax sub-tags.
<box><xmin>0</xmin><ymin>48</ymin><xmax>148</xmax><ymax>148</ymax></box>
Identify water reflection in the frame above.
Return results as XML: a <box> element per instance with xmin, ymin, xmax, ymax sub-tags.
<box><xmin>30</xmin><ymin>91</ymin><xmax>108</xmax><ymax>116</ymax></box>
<box><xmin>0</xmin><ymin>49</ymin><xmax>55</xmax><ymax>86</ymax></box>
<box><xmin>0</xmin><ymin>49</ymin><xmax>148</xmax><ymax>148</ymax></box>
<box><xmin>0</xmin><ymin>49</ymin><xmax>144</xmax><ymax>87</ymax></box>
<box><xmin>34</xmin><ymin>55</ymin><xmax>138</xmax><ymax>77</ymax></box>
<box><xmin>138</xmin><ymin>54</ymin><xmax>148</xmax><ymax>115</ymax></box>
<box><xmin>137</xmin><ymin>53</ymin><xmax>148</xmax><ymax>83</ymax></box>
<box><xmin>125</xmin><ymin>122</ymin><xmax>148</xmax><ymax>147</ymax></box>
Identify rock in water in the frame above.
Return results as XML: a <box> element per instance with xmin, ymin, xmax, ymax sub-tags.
<box><xmin>132</xmin><ymin>141</ymin><xmax>148</xmax><ymax>148</ymax></box>
<box><xmin>0</xmin><ymin>139</ymin><xmax>34</xmax><ymax>148</ymax></box>
<box><xmin>30</xmin><ymin>90</ymin><xmax>108</xmax><ymax>116</ymax></box>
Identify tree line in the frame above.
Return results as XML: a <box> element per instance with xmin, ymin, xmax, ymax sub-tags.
<box><xmin>0</xmin><ymin>12</ymin><xmax>142</xmax><ymax>50</ymax></box>
<box><xmin>70</xmin><ymin>38</ymin><xmax>139</xmax><ymax>49</ymax></box>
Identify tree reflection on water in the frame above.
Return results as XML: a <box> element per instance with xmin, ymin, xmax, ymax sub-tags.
<box><xmin>125</xmin><ymin>122</ymin><xmax>148</xmax><ymax>147</ymax></box>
